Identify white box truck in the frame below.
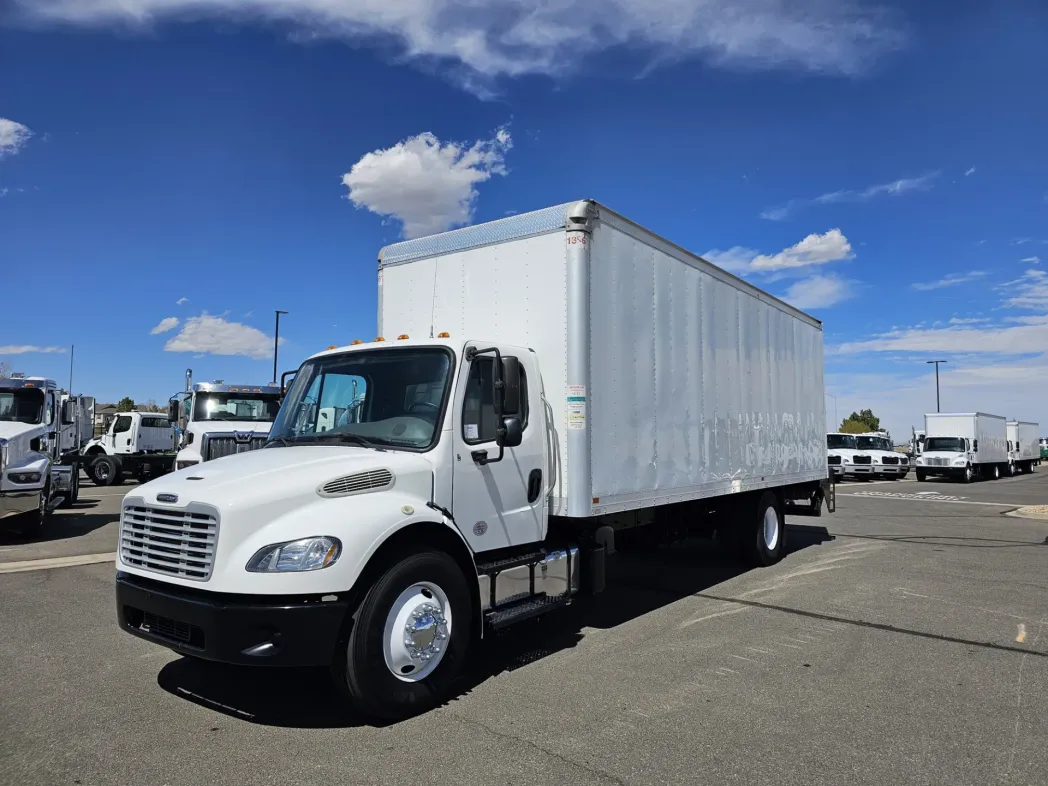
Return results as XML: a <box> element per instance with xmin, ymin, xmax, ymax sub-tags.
<box><xmin>1</xmin><ymin>374</ymin><xmax>93</xmax><ymax>535</ymax></box>
<box><xmin>916</xmin><ymin>412</ymin><xmax>1008</xmax><ymax>482</ymax></box>
<box><xmin>114</xmin><ymin>200</ymin><xmax>833</xmax><ymax>719</ymax></box>
<box><xmin>81</xmin><ymin>411</ymin><xmax>178</xmax><ymax>485</ymax></box>
<box><xmin>167</xmin><ymin>370</ymin><xmax>282</xmax><ymax>470</ymax></box>
<box><xmin>1006</xmin><ymin>420</ymin><xmax>1039</xmax><ymax>475</ymax></box>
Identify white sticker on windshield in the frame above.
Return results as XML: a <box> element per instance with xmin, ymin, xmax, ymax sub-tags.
<box><xmin>465</xmin><ymin>424</ymin><xmax>479</xmax><ymax>441</ymax></box>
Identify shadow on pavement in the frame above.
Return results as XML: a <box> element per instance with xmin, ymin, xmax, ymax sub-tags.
<box><xmin>156</xmin><ymin>523</ymin><xmax>835</xmax><ymax>729</ymax></box>
<box><xmin>0</xmin><ymin>498</ymin><xmax>116</xmax><ymax>546</ymax></box>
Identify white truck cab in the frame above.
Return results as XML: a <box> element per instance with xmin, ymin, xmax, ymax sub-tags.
<box><xmin>1</xmin><ymin>375</ymin><xmax>92</xmax><ymax>534</ymax></box>
<box><xmin>169</xmin><ymin>379</ymin><xmax>281</xmax><ymax>470</ymax></box>
<box><xmin>114</xmin><ymin>199</ymin><xmax>834</xmax><ymax>721</ymax></box>
<box><xmin>854</xmin><ymin>432</ymin><xmax>908</xmax><ymax>479</ymax></box>
<box><xmin>826</xmin><ymin>432</ymin><xmax>872</xmax><ymax>479</ymax></box>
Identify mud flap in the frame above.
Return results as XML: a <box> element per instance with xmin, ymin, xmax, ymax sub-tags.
<box><xmin>822</xmin><ymin>476</ymin><xmax>836</xmax><ymax>513</ymax></box>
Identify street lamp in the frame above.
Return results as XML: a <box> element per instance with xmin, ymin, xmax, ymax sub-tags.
<box><xmin>926</xmin><ymin>360</ymin><xmax>947</xmax><ymax>412</ymax></box>
<box><xmin>273</xmin><ymin>310</ymin><xmax>288</xmax><ymax>384</ymax></box>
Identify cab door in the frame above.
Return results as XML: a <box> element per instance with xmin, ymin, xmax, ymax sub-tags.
<box><xmin>451</xmin><ymin>345</ymin><xmax>547</xmax><ymax>553</ymax></box>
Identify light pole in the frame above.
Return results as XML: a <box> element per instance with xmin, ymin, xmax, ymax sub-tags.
<box><xmin>826</xmin><ymin>392</ymin><xmax>838</xmax><ymax>429</ymax></box>
<box><xmin>926</xmin><ymin>360</ymin><xmax>947</xmax><ymax>412</ymax></box>
<box><xmin>273</xmin><ymin>310</ymin><xmax>288</xmax><ymax>384</ymax></box>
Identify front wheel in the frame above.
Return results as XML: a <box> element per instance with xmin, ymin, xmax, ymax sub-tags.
<box><xmin>963</xmin><ymin>464</ymin><xmax>974</xmax><ymax>483</ymax></box>
<box><xmin>916</xmin><ymin>470</ymin><xmax>926</xmax><ymax>482</ymax></box>
<box><xmin>90</xmin><ymin>456</ymin><xmax>119</xmax><ymax>486</ymax></box>
<box><xmin>332</xmin><ymin>550</ymin><xmax>473</xmax><ymax>720</ymax></box>
<box><xmin>19</xmin><ymin>482</ymin><xmax>51</xmax><ymax>537</ymax></box>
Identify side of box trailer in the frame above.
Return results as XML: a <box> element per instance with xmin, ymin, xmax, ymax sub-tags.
<box><xmin>379</xmin><ymin>200</ymin><xmax>827</xmax><ymax>518</ymax></box>
<box><xmin>974</xmin><ymin>413</ymin><xmax>1008</xmax><ymax>465</ymax></box>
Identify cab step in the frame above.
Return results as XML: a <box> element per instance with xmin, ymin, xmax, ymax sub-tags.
<box><xmin>484</xmin><ymin>594</ymin><xmax>571</xmax><ymax>631</ymax></box>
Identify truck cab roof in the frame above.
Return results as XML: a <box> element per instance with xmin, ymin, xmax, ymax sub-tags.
<box><xmin>0</xmin><ymin>376</ymin><xmax>58</xmax><ymax>391</ymax></box>
<box><xmin>191</xmin><ymin>382</ymin><xmax>281</xmax><ymax>395</ymax></box>
<box><xmin>308</xmin><ymin>337</ymin><xmax>464</xmax><ymax>362</ymax></box>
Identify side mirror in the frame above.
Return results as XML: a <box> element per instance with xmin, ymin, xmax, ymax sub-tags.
<box><xmin>61</xmin><ymin>400</ymin><xmax>77</xmax><ymax>425</ymax></box>
<box><xmin>280</xmin><ymin>370</ymin><xmax>296</xmax><ymax>400</ymax></box>
<box><xmin>499</xmin><ymin>357</ymin><xmax>521</xmax><ymax>415</ymax></box>
<box><xmin>167</xmin><ymin>399</ymin><xmax>180</xmax><ymax>423</ymax></box>
<box><xmin>500</xmin><ymin>417</ymin><xmax>523</xmax><ymax>448</ymax></box>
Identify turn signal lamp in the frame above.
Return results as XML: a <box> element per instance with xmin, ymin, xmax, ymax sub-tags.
<box><xmin>397</xmin><ymin>334</ymin><xmax>410</xmax><ymax>340</ymax></box>
<box><xmin>327</xmin><ymin>345</ymin><xmax>338</xmax><ymax>350</ymax></box>
<box><xmin>437</xmin><ymin>332</ymin><xmax>451</xmax><ymax>338</ymax></box>
<box><xmin>351</xmin><ymin>340</ymin><xmax>363</xmax><ymax>345</ymax></box>
<box><xmin>374</xmin><ymin>337</ymin><xmax>385</xmax><ymax>342</ymax></box>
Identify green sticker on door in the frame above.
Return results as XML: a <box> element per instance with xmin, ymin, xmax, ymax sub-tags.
<box><xmin>567</xmin><ymin>385</ymin><xmax>586</xmax><ymax>430</ymax></box>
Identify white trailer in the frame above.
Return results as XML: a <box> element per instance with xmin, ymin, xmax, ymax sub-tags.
<box><xmin>1006</xmin><ymin>420</ymin><xmax>1039</xmax><ymax>475</ymax></box>
<box><xmin>115</xmin><ymin>199</ymin><xmax>833</xmax><ymax>720</ymax></box>
<box><xmin>1</xmin><ymin>375</ymin><xmax>93</xmax><ymax>535</ymax></box>
<box><xmin>916</xmin><ymin>412</ymin><xmax>1008</xmax><ymax>482</ymax></box>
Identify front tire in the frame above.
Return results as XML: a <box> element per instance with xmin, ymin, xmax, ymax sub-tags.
<box><xmin>90</xmin><ymin>456</ymin><xmax>119</xmax><ymax>486</ymax></box>
<box><xmin>19</xmin><ymin>481</ymin><xmax>51</xmax><ymax>537</ymax></box>
<box><xmin>963</xmin><ymin>464</ymin><xmax>973</xmax><ymax>483</ymax></box>
<box><xmin>916</xmin><ymin>470</ymin><xmax>926</xmax><ymax>482</ymax></box>
<box><xmin>332</xmin><ymin>550</ymin><xmax>473</xmax><ymax>720</ymax></box>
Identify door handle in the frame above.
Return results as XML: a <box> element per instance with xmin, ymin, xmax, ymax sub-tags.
<box><xmin>527</xmin><ymin>469</ymin><xmax>542</xmax><ymax>503</ymax></box>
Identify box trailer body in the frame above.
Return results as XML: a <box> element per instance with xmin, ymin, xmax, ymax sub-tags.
<box><xmin>1006</xmin><ymin>420</ymin><xmax>1040</xmax><ymax>473</ymax></box>
<box><xmin>115</xmin><ymin>199</ymin><xmax>833</xmax><ymax>720</ymax></box>
<box><xmin>918</xmin><ymin>412</ymin><xmax>1007</xmax><ymax>481</ymax></box>
<box><xmin>379</xmin><ymin>200</ymin><xmax>828</xmax><ymax>517</ymax></box>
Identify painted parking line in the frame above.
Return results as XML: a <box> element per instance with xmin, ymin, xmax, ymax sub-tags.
<box><xmin>0</xmin><ymin>552</ymin><xmax>116</xmax><ymax>574</ymax></box>
<box><xmin>839</xmin><ymin>491</ymin><xmax>1015</xmax><ymax>507</ymax></box>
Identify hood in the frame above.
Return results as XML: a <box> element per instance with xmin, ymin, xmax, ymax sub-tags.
<box><xmin>135</xmin><ymin>444</ymin><xmax>434</xmax><ymax>508</ymax></box>
<box><xmin>0</xmin><ymin>421</ymin><xmax>44</xmax><ymax>442</ymax></box>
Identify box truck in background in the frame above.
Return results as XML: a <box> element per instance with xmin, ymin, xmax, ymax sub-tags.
<box><xmin>916</xmin><ymin>412</ymin><xmax>1007</xmax><ymax>482</ymax></box>
<box><xmin>115</xmin><ymin>199</ymin><xmax>833</xmax><ymax>719</ymax></box>
<box><xmin>1006</xmin><ymin>420</ymin><xmax>1040</xmax><ymax>475</ymax></box>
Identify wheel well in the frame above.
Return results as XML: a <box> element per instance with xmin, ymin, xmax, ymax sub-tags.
<box><xmin>354</xmin><ymin>521</ymin><xmax>480</xmax><ymax>638</ymax></box>
<box><xmin>85</xmin><ymin>446</ymin><xmax>104</xmax><ymax>456</ymax></box>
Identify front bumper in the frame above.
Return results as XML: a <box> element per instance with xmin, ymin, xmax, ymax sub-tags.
<box><xmin>874</xmin><ymin>464</ymin><xmax>908</xmax><ymax>476</ymax></box>
<box><xmin>0</xmin><ymin>490</ymin><xmax>39</xmax><ymax>520</ymax></box>
<box><xmin>916</xmin><ymin>465</ymin><xmax>966</xmax><ymax>478</ymax></box>
<box><xmin>116</xmin><ymin>573</ymin><xmax>350</xmax><ymax>667</ymax></box>
<box><xmin>844</xmin><ymin>465</ymin><xmax>874</xmax><ymax>476</ymax></box>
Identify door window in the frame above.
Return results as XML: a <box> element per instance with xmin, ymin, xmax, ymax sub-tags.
<box><xmin>113</xmin><ymin>415</ymin><xmax>133</xmax><ymax>434</ymax></box>
<box><xmin>461</xmin><ymin>358</ymin><xmax>527</xmax><ymax>445</ymax></box>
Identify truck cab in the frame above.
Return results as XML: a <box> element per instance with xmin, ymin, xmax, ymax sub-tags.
<box><xmin>855</xmin><ymin>432</ymin><xmax>908</xmax><ymax>479</ymax></box>
<box><xmin>916</xmin><ymin>436</ymin><xmax>974</xmax><ymax>482</ymax></box>
<box><xmin>826</xmin><ymin>432</ymin><xmax>872</xmax><ymax>479</ymax></box>
<box><xmin>0</xmin><ymin>375</ymin><xmax>88</xmax><ymax>533</ymax></box>
<box><xmin>170</xmin><ymin>382</ymin><xmax>281</xmax><ymax>470</ymax></box>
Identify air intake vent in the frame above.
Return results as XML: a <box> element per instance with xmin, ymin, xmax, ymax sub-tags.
<box><xmin>319</xmin><ymin>469</ymin><xmax>394</xmax><ymax>498</ymax></box>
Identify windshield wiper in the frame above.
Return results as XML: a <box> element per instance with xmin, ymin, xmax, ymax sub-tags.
<box><xmin>304</xmin><ymin>432</ymin><xmax>387</xmax><ymax>452</ymax></box>
<box><xmin>265</xmin><ymin>435</ymin><xmax>294</xmax><ymax>448</ymax></box>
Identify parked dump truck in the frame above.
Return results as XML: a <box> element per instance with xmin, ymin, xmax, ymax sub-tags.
<box><xmin>115</xmin><ymin>199</ymin><xmax>833</xmax><ymax>719</ymax></box>
<box><xmin>916</xmin><ymin>412</ymin><xmax>1007</xmax><ymax>482</ymax></box>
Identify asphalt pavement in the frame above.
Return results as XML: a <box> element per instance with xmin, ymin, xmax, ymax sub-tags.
<box><xmin>1</xmin><ymin>471</ymin><xmax>1047</xmax><ymax>785</ymax></box>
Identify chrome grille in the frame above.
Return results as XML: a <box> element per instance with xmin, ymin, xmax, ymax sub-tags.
<box><xmin>203</xmin><ymin>433</ymin><xmax>267</xmax><ymax>461</ymax></box>
<box><xmin>120</xmin><ymin>503</ymin><xmax>219</xmax><ymax>581</ymax></box>
<box><xmin>827</xmin><ymin>455</ymin><xmax>842</xmax><ymax>465</ymax></box>
<box><xmin>852</xmin><ymin>455</ymin><xmax>872</xmax><ymax>465</ymax></box>
<box><xmin>319</xmin><ymin>468</ymin><xmax>394</xmax><ymax>497</ymax></box>
<box><xmin>925</xmin><ymin>457</ymin><xmax>949</xmax><ymax>467</ymax></box>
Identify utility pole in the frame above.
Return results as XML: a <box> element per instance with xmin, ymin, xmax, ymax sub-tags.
<box><xmin>926</xmin><ymin>360</ymin><xmax>947</xmax><ymax>412</ymax></box>
<box><xmin>68</xmin><ymin>344</ymin><xmax>74</xmax><ymax>393</ymax></box>
<box><xmin>273</xmin><ymin>310</ymin><xmax>288</xmax><ymax>385</ymax></box>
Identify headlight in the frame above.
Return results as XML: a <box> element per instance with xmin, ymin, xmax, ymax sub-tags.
<box><xmin>873</xmin><ymin>457</ymin><xmax>880</xmax><ymax>464</ymax></box>
<box><xmin>953</xmin><ymin>459</ymin><xmax>967</xmax><ymax>466</ymax></box>
<box><xmin>9</xmin><ymin>471</ymin><xmax>42</xmax><ymax>484</ymax></box>
<box><xmin>246</xmin><ymin>537</ymin><xmax>342</xmax><ymax>572</ymax></box>
<box><xmin>0</xmin><ymin>439</ymin><xmax>7</xmax><ymax>472</ymax></box>
<box><xmin>844</xmin><ymin>457</ymin><xmax>851</xmax><ymax>464</ymax></box>
<box><xmin>916</xmin><ymin>458</ymin><xmax>924</xmax><ymax>465</ymax></box>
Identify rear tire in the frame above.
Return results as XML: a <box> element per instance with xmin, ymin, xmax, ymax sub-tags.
<box><xmin>90</xmin><ymin>455</ymin><xmax>119</xmax><ymax>486</ymax></box>
<box><xmin>332</xmin><ymin>550</ymin><xmax>473</xmax><ymax>720</ymax></box>
<box><xmin>725</xmin><ymin>491</ymin><xmax>785</xmax><ymax>567</ymax></box>
<box><xmin>992</xmin><ymin>464</ymin><xmax>1001</xmax><ymax>480</ymax></box>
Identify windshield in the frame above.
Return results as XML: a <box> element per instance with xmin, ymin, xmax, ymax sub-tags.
<box><xmin>925</xmin><ymin>437</ymin><xmax>965</xmax><ymax>452</ymax></box>
<box><xmin>827</xmin><ymin>434</ymin><xmax>856</xmax><ymax>449</ymax></box>
<box><xmin>0</xmin><ymin>389</ymin><xmax>44</xmax><ymax>424</ymax></box>
<box><xmin>193</xmin><ymin>392</ymin><xmax>281</xmax><ymax>422</ymax></box>
<box><xmin>269</xmin><ymin>347</ymin><xmax>453</xmax><ymax>451</ymax></box>
<box><xmin>856</xmin><ymin>436</ymin><xmax>891</xmax><ymax>451</ymax></box>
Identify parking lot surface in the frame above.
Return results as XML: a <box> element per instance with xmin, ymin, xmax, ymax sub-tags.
<box><xmin>1</xmin><ymin>472</ymin><xmax>1046</xmax><ymax>785</ymax></box>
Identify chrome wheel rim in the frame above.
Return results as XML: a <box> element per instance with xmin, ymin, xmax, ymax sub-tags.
<box><xmin>762</xmin><ymin>506</ymin><xmax>780</xmax><ymax>552</ymax></box>
<box><xmin>382</xmin><ymin>581</ymin><xmax>452</xmax><ymax>682</ymax></box>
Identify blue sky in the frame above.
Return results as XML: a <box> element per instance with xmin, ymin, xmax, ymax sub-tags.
<box><xmin>1</xmin><ymin>0</ymin><xmax>1046</xmax><ymax>441</ymax></box>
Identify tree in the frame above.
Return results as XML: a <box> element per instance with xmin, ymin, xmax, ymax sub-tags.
<box><xmin>143</xmin><ymin>399</ymin><xmax>161</xmax><ymax>413</ymax></box>
<box><xmin>0</xmin><ymin>360</ymin><xmax>9</xmax><ymax>378</ymax></box>
<box><xmin>116</xmin><ymin>396</ymin><xmax>136</xmax><ymax>412</ymax></box>
<box><xmin>840</xmin><ymin>408</ymin><xmax>880</xmax><ymax>433</ymax></box>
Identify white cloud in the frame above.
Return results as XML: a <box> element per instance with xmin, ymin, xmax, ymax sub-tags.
<box><xmin>750</xmin><ymin>229</ymin><xmax>853</xmax><ymax>271</ymax></box>
<box><xmin>0</xmin><ymin>345</ymin><xmax>66</xmax><ymax>354</ymax></box>
<box><xmin>175</xmin><ymin>297</ymin><xmax>188</xmax><ymax>305</ymax></box>
<box><xmin>1019</xmin><ymin>256</ymin><xmax>1041</xmax><ymax>264</ymax></box>
<box><xmin>911</xmin><ymin>270</ymin><xmax>987</xmax><ymax>291</ymax></box>
<box><xmin>15</xmin><ymin>0</ymin><xmax>906</xmax><ymax>95</ymax></box>
<box><xmin>0</xmin><ymin>118</ymin><xmax>32</xmax><ymax>160</ymax></box>
<box><xmin>761</xmin><ymin>172</ymin><xmax>937</xmax><ymax>220</ymax></box>
<box><xmin>964</xmin><ymin>167</ymin><xmax>976</xmax><ymax>176</ymax></box>
<box><xmin>163</xmin><ymin>313</ymin><xmax>281</xmax><ymax>359</ymax></box>
<box><xmin>948</xmin><ymin>316</ymin><xmax>988</xmax><ymax>325</ymax></box>
<box><xmin>1001</xmin><ymin>269</ymin><xmax>1048</xmax><ymax>310</ymax></box>
<box><xmin>702</xmin><ymin>246</ymin><xmax>760</xmax><ymax>274</ymax></box>
<box><xmin>343</xmin><ymin>127</ymin><xmax>512</xmax><ymax>238</ymax></box>
<box><xmin>150</xmin><ymin>316</ymin><xmax>180</xmax><ymax>334</ymax></box>
<box><xmin>780</xmin><ymin>273</ymin><xmax>854</xmax><ymax>309</ymax></box>
<box><xmin>1011</xmin><ymin>237</ymin><xmax>1033</xmax><ymax>245</ymax></box>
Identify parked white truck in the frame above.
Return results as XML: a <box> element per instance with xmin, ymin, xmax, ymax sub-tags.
<box><xmin>915</xmin><ymin>412</ymin><xmax>1008</xmax><ymax>482</ymax></box>
<box><xmin>168</xmin><ymin>371</ymin><xmax>282</xmax><ymax>470</ymax></box>
<box><xmin>1006</xmin><ymin>420</ymin><xmax>1040</xmax><ymax>475</ymax></box>
<box><xmin>115</xmin><ymin>200</ymin><xmax>833</xmax><ymax>719</ymax></box>
<box><xmin>1</xmin><ymin>375</ymin><xmax>93</xmax><ymax>534</ymax></box>
<box><xmin>855</xmin><ymin>432</ymin><xmax>909</xmax><ymax>479</ymax></box>
<box><xmin>826</xmin><ymin>432</ymin><xmax>866</xmax><ymax>480</ymax></box>
<box><xmin>82</xmin><ymin>410</ymin><xmax>177</xmax><ymax>486</ymax></box>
